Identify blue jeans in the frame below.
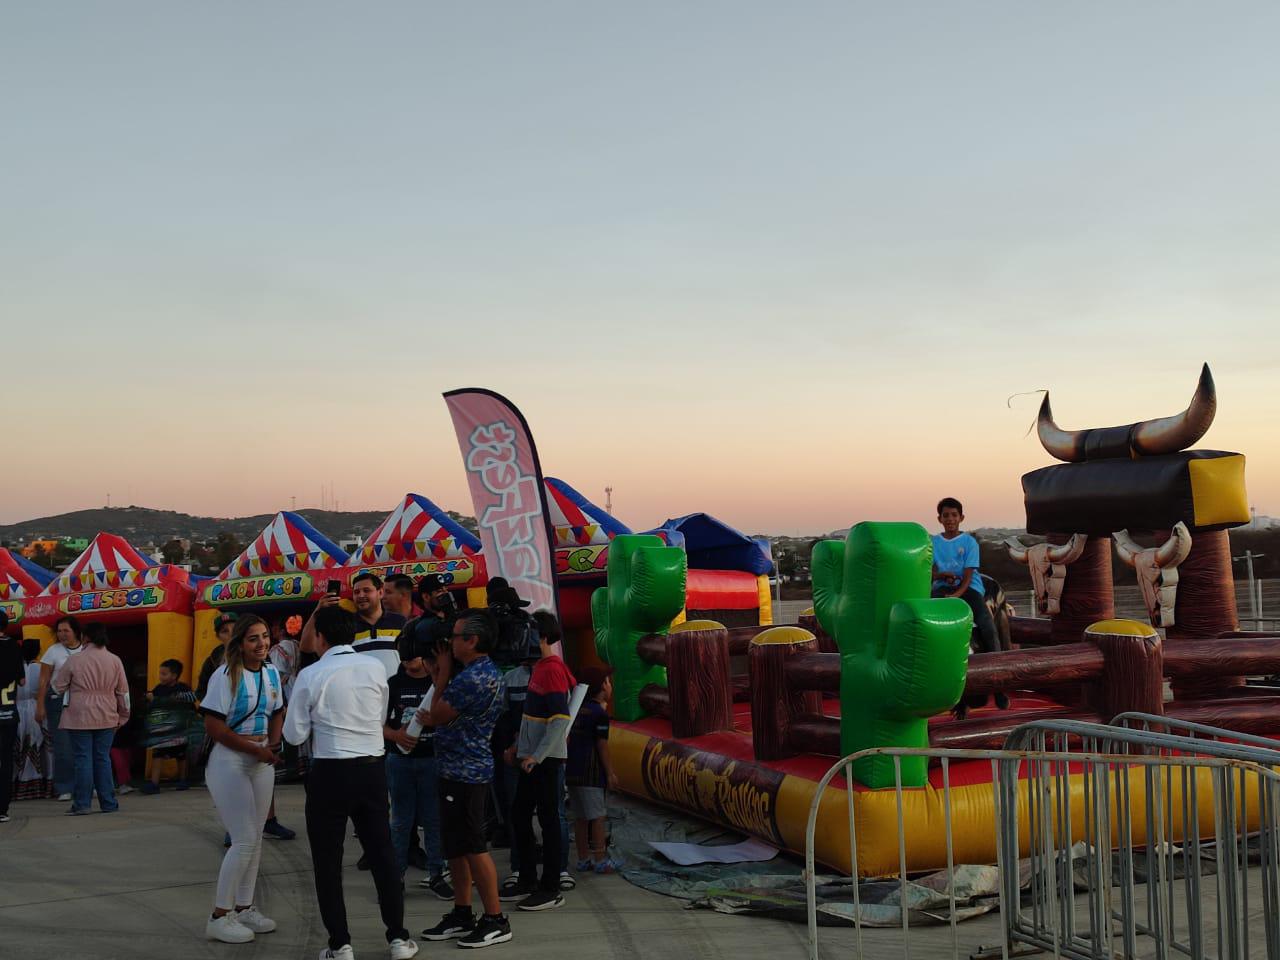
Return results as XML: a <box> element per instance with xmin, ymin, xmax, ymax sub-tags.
<box><xmin>70</xmin><ymin>728</ymin><xmax>117</xmax><ymax>813</ymax></box>
<box><xmin>386</xmin><ymin>753</ymin><xmax>444</xmax><ymax>876</ymax></box>
<box><xmin>509</xmin><ymin>760</ymin><xmax>570</xmax><ymax>874</ymax></box>
<box><xmin>46</xmin><ymin>695</ymin><xmax>75</xmax><ymax>796</ymax></box>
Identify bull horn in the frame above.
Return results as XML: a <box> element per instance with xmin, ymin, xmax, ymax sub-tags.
<box><xmin>1113</xmin><ymin>530</ymin><xmax>1141</xmax><ymax>568</ymax></box>
<box><xmin>1131</xmin><ymin>363</ymin><xmax>1217</xmax><ymax>457</ymax></box>
<box><xmin>1005</xmin><ymin>538</ymin><xmax>1029</xmax><ymax>564</ymax></box>
<box><xmin>1155</xmin><ymin>521</ymin><xmax>1193</xmax><ymax>568</ymax></box>
<box><xmin>1037</xmin><ymin>364</ymin><xmax>1217</xmax><ymax>462</ymax></box>
<box><xmin>1037</xmin><ymin>393</ymin><xmax>1086</xmax><ymax>463</ymax></box>
<box><xmin>1046</xmin><ymin>533</ymin><xmax>1087</xmax><ymax>564</ymax></box>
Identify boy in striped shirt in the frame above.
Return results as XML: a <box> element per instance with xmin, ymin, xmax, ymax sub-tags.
<box><xmin>506</xmin><ymin>612</ymin><xmax>575</xmax><ymax>912</ymax></box>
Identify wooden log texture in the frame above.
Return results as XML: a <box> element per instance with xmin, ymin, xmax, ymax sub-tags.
<box><xmin>783</xmin><ymin>652</ymin><xmax>840</xmax><ymax>693</ymax></box>
<box><xmin>1168</xmin><ymin>529</ymin><xmax>1243</xmax><ymax>698</ymax></box>
<box><xmin>749</xmin><ymin>627</ymin><xmax>823</xmax><ymax>760</ymax></box>
<box><xmin>1084</xmin><ymin>620</ymin><xmax>1163</xmax><ymax>719</ymax></box>
<box><xmin>1164</xmin><ymin>636</ymin><xmax>1280</xmax><ymax>678</ymax></box>
<box><xmin>638</xmin><ymin>684</ymin><xmax>670</xmax><ymax>718</ymax></box>
<box><xmin>962</xmin><ymin>643</ymin><xmax>1104</xmax><ymax>696</ymax></box>
<box><xmin>929</xmin><ymin>707</ymin><xmax>1103</xmax><ymax>752</ymax></box>
<box><xmin>1164</xmin><ymin>698</ymin><xmax>1280</xmax><ymax>736</ymax></box>
<box><xmin>1009</xmin><ymin>616</ymin><xmax>1055</xmax><ymax>647</ymax></box>
<box><xmin>798</xmin><ymin>611</ymin><xmax>838</xmax><ymax>653</ymax></box>
<box><xmin>1050</xmin><ymin>534</ymin><xmax>1115</xmax><ymax>645</ymax></box>
<box><xmin>667</xmin><ymin>620</ymin><xmax>734</xmax><ymax>738</ymax></box>
<box><xmin>789</xmin><ymin>714</ymin><xmax>839</xmax><ymax>757</ymax></box>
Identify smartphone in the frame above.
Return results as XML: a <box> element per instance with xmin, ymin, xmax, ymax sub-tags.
<box><xmin>326</xmin><ymin>580</ymin><xmax>341</xmax><ymax>597</ymax></box>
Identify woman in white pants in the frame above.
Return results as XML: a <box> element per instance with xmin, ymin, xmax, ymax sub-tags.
<box><xmin>199</xmin><ymin>615</ymin><xmax>284</xmax><ymax>944</ymax></box>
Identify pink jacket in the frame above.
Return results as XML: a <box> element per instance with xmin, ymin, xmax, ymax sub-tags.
<box><xmin>52</xmin><ymin>644</ymin><xmax>130</xmax><ymax>730</ymax></box>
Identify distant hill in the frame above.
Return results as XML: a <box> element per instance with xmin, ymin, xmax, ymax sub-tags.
<box><xmin>0</xmin><ymin>505</ymin><xmax>478</xmax><ymax>549</ymax></box>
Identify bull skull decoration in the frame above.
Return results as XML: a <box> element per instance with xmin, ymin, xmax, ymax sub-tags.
<box><xmin>1113</xmin><ymin>522</ymin><xmax>1193</xmax><ymax>628</ymax></box>
<box><xmin>1006</xmin><ymin>533</ymin><xmax>1088</xmax><ymax>615</ymax></box>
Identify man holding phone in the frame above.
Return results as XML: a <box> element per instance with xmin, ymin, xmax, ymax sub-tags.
<box><xmin>303</xmin><ymin>573</ymin><xmax>406</xmax><ymax>681</ymax></box>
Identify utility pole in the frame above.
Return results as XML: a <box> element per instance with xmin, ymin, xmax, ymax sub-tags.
<box><xmin>605</xmin><ymin>486</ymin><xmax>613</xmax><ymax>515</ymax></box>
<box><xmin>290</xmin><ymin>496</ymin><xmax>296</xmax><ymax>511</ymax></box>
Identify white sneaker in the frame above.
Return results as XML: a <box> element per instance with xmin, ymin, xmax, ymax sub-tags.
<box><xmin>319</xmin><ymin>946</ymin><xmax>355</xmax><ymax>960</ymax></box>
<box><xmin>206</xmin><ymin>913</ymin><xmax>255</xmax><ymax>944</ymax></box>
<box><xmin>57</xmin><ymin>793</ymin><xmax>71</xmax><ymax>802</ymax></box>
<box><xmin>117</xmin><ymin>784</ymin><xmax>134</xmax><ymax>795</ymax></box>
<box><xmin>233</xmin><ymin>906</ymin><xmax>276</xmax><ymax>933</ymax></box>
<box><xmin>389</xmin><ymin>939</ymin><xmax>419</xmax><ymax>959</ymax></box>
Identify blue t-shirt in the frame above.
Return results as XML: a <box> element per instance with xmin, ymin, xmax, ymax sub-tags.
<box><xmin>931</xmin><ymin>532</ymin><xmax>984</xmax><ymax>597</ymax></box>
<box><xmin>435</xmin><ymin>656</ymin><xmax>502</xmax><ymax>784</ymax></box>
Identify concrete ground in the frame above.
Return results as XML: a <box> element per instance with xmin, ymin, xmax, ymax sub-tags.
<box><xmin>0</xmin><ymin>784</ymin><xmax>816</xmax><ymax>960</ymax></box>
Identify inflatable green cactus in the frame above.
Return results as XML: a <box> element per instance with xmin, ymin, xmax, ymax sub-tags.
<box><xmin>591</xmin><ymin>533</ymin><xmax>688</xmax><ymax>721</ymax></box>
<box><xmin>812</xmin><ymin>522</ymin><xmax>972</xmax><ymax>788</ymax></box>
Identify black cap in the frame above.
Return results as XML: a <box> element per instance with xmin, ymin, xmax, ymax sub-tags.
<box><xmin>419</xmin><ymin>573</ymin><xmax>449</xmax><ymax>593</ymax></box>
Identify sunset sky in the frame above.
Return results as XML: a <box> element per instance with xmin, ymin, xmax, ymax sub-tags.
<box><xmin>5</xmin><ymin>3</ymin><xmax>1280</xmax><ymax>536</ymax></box>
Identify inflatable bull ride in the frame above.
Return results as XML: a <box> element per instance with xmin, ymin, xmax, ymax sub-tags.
<box><xmin>595</xmin><ymin>365</ymin><xmax>1278</xmax><ymax>876</ymax></box>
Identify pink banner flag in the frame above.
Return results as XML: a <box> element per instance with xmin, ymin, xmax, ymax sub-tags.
<box><xmin>443</xmin><ymin>388</ymin><xmax>559</xmax><ymax>615</ymax></box>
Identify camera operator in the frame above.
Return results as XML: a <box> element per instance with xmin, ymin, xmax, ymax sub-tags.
<box><xmin>485</xmin><ymin>584</ymin><xmax>537</xmax><ymax>672</ymax></box>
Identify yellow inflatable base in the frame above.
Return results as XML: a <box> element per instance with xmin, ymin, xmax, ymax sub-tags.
<box><xmin>610</xmin><ymin>723</ymin><xmax>1247</xmax><ymax>878</ymax></box>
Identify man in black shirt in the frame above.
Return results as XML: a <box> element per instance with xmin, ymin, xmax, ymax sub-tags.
<box><xmin>303</xmin><ymin>572</ymin><xmax>406</xmax><ymax>681</ymax></box>
<box><xmin>384</xmin><ymin>620</ymin><xmax>453</xmax><ymax>900</ymax></box>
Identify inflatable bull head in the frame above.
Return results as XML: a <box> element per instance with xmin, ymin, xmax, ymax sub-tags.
<box><xmin>1113</xmin><ymin>523</ymin><xmax>1193</xmax><ymax>628</ymax></box>
<box><xmin>1005</xmin><ymin>534</ymin><xmax>1088</xmax><ymax>615</ymax></box>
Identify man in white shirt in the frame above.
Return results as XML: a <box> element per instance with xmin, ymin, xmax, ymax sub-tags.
<box><xmin>284</xmin><ymin>606</ymin><xmax>418</xmax><ymax>960</ymax></box>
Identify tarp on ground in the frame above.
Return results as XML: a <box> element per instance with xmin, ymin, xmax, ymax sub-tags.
<box><xmin>606</xmin><ymin>797</ymin><xmax>1000</xmax><ymax>927</ymax></box>
<box><xmin>345</xmin><ymin>493</ymin><xmax>486</xmax><ymax>589</ymax></box>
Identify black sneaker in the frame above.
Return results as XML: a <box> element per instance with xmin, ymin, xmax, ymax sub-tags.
<box><xmin>422</xmin><ymin>907</ymin><xmax>475</xmax><ymax>941</ymax></box>
<box><xmin>421</xmin><ymin>874</ymin><xmax>454</xmax><ymax>901</ymax></box>
<box><xmin>498</xmin><ymin>877</ymin><xmax>535</xmax><ymax>902</ymax></box>
<box><xmin>356</xmin><ymin>853</ymin><xmax>370</xmax><ymax>871</ymax></box>
<box><xmin>458</xmin><ymin>914</ymin><xmax>512</xmax><ymax>949</ymax></box>
<box><xmin>516</xmin><ymin>890</ymin><xmax>564</xmax><ymax>912</ymax></box>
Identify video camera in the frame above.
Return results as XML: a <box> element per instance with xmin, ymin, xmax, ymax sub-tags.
<box><xmin>398</xmin><ymin>617</ymin><xmax>451</xmax><ymax>664</ymax></box>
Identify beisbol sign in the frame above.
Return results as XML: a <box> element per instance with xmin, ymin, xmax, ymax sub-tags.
<box><xmin>204</xmin><ymin>574</ymin><xmax>313</xmax><ymax>606</ymax></box>
<box><xmin>59</xmin><ymin>586</ymin><xmax>166</xmax><ymax>614</ymax></box>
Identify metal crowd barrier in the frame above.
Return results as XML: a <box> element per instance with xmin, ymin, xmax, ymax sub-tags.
<box><xmin>805</xmin><ymin>718</ymin><xmax>1280</xmax><ymax>960</ymax></box>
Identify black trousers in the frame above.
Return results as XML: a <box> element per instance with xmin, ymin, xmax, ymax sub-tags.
<box><xmin>305</xmin><ymin>757</ymin><xmax>408</xmax><ymax>948</ymax></box>
<box><xmin>513</xmin><ymin>757</ymin><xmax>562</xmax><ymax>892</ymax></box>
<box><xmin>0</xmin><ymin>724</ymin><xmax>16</xmax><ymax>816</ymax></box>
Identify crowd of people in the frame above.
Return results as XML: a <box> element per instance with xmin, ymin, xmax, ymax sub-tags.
<box><xmin>0</xmin><ymin>574</ymin><xmax>620</xmax><ymax>958</ymax></box>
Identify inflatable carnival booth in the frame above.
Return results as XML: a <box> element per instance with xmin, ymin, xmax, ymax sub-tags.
<box><xmin>0</xmin><ymin>548</ymin><xmax>54</xmax><ymax>636</ymax></box>
<box><xmin>21</xmin><ymin>534</ymin><xmax>198</xmax><ymax>779</ymax></box>
<box><xmin>338</xmin><ymin>493</ymin><xmax>485</xmax><ymax>609</ymax></box>
<box><xmin>593</xmin><ymin>365</ymin><xmax>1274</xmax><ymax>877</ymax></box>
<box><xmin>194</xmin><ymin>512</ymin><xmax>350</xmax><ymax>668</ymax></box>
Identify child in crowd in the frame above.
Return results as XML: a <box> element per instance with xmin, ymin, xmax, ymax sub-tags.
<box><xmin>931</xmin><ymin>497</ymin><xmax>1000</xmax><ymax>659</ymax></box>
<box><xmin>142</xmin><ymin>658</ymin><xmax>197</xmax><ymax>794</ymax></box>
<box><xmin>567</xmin><ymin>666</ymin><xmax>620</xmax><ymax>873</ymax></box>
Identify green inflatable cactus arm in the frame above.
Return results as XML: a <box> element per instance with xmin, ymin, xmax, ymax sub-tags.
<box><xmin>591</xmin><ymin>534</ymin><xmax>688</xmax><ymax>721</ymax></box>
<box><xmin>812</xmin><ymin>522</ymin><xmax>972</xmax><ymax>788</ymax></box>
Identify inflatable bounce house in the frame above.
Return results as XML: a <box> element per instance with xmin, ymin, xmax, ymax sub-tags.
<box><xmin>21</xmin><ymin>532</ymin><xmax>198</xmax><ymax>707</ymax></box>
<box><xmin>545</xmin><ymin>478</ymin><xmax>774</xmax><ymax>667</ymax></box>
<box><xmin>593</xmin><ymin>365</ymin><xmax>1275</xmax><ymax>876</ymax></box>
<box><xmin>194</xmin><ymin>511</ymin><xmax>350</xmax><ymax>665</ymax></box>
<box><xmin>0</xmin><ymin>548</ymin><xmax>55</xmax><ymax>636</ymax></box>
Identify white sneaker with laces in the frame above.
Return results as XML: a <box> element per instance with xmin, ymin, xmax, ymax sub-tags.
<box><xmin>233</xmin><ymin>906</ymin><xmax>277</xmax><ymax>933</ymax></box>
<box><xmin>206</xmin><ymin>913</ymin><xmax>255</xmax><ymax>944</ymax></box>
<box><xmin>318</xmin><ymin>946</ymin><xmax>355</xmax><ymax>960</ymax></box>
<box><xmin>389</xmin><ymin>938</ymin><xmax>419</xmax><ymax>959</ymax></box>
